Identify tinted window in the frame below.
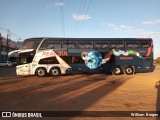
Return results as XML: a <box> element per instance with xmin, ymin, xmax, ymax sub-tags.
<box><xmin>140</xmin><ymin>41</ymin><xmax>150</xmax><ymax>48</ymax></box>
<box><xmin>71</xmin><ymin>56</ymin><xmax>84</xmax><ymax>63</ymax></box>
<box><xmin>110</xmin><ymin>41</ymin><xmax>124</xmax><ymax>48</ymax></box>
<box><xmin>0</xmin><ymin>62</ymin><xmax>7</xmax><ymax>63</ymax></box>
<box><xmin>61</xmin><ymin>56</ymin><xmax>72</xmax><ymax>64</ymax></box>
<box><xmin>21</xmin><ymin>40</ymin><xmax>41</xmax><ymax>49</ymax></box>
<box><xmin>62</xmin><ymin>41</ymin><xmax>68</xmax><ymax>48</ymax></box>
<box><xmin>18</xmin><ymin>51</ymin><xmax>35</xmax><ymax>65</ymax></box>
<box><xmin>40</xmin><ymin>41</ymin><xmax>62</xmax><ymax>49</ymax></box>
<box><xmin>79</xmin><ymin>41</ymin><xmax>93</xmax><ymax>49</ymax></box>
<box><xmin>39</xmin><ymin>57</ymin><xmax>59</xmax><ymax>64</ymax></box>
<box><xmin>94</xmin><ymin>41</ymin><xmax>108</xmax><ymax>48</ymax></box>
<box><xmin>68</xmin><ymin>41</ymin><xmax>77</xmax><ymax>48</ymax></box>
<box><xmin>126</xmin><ymin>41</ymin><xmax>139</xmax><ymax>48</ymax></box>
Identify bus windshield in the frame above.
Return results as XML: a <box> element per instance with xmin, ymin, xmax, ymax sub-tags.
<box><xmin>20</xmin><ymin>39</ymin><xmax>42</xmax><ymax>50</ymax></box>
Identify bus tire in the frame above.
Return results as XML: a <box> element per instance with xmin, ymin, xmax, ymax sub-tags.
<box><xmin>36</xmin><ymin>67</ymin><xmax>47</xmax><ymax>77</ymax></box>
<box><xmin>125</xmin><ymin>66</ymin><xmax>134</xmax><ymax>75</ymax></box>
<box><xmin>50</xmin><ymin>67</ymin><xmax>61</xmax><ymax>76</ymax></box>
<box><xmin>112</xmin><ymin>66</ymin><xmax>123</xmax><ymax>75</ymax></box>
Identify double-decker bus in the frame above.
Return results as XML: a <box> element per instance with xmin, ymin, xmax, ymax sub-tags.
<box><xmin>9</xmin><ymin>38</ymin><xmax>154</xmax><ymax>76</ymax></box>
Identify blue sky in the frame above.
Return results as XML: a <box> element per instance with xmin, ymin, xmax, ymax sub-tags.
<box><xmin>0</xmin><ymin>0</ymin><xmax>160</xmax><ymax>58</ymax></box>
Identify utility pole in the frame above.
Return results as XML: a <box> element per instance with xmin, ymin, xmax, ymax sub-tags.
<box><xmin>6</xmin><ymin>29</ymin><xmax>11</xmax><ymax>61</ymax></box>
<box><xmin>0</xmin><ymin>33</ymin><xmax>1</xmax><ymax>62</ymax></box>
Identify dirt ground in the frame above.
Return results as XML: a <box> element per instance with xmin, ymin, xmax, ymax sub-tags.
<box><xmin>0</xmin><ymin>64</ymin><xmax>160</xmax><ymax>120</ymax></box>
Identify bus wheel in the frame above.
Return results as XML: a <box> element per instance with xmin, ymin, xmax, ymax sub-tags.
<box><xmin>125</xmin><ymin>66</ymin><xmax>134</xmax><ymax>75</ymax></box>
<box><xmin>112</xmin><ymin>66</ymin><xmax>122</xmax><ymax>75</ymax></box>
<box><xmin>50</xmin><ymin>67</ymin><xmax>61</xmax><ymax>76</ymax></box>
<box><xmin>36</xmin><ymin>68</ymin><xmax>46</xmax><ymax>77</ymax></box>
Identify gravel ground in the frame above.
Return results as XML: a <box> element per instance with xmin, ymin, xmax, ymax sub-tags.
<box><xmin>0</xmin><ymin>64</ymin><xmax>160</xmax><ymax>120</ymax></box>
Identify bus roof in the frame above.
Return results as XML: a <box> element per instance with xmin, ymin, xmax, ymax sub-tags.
<box><xmin>24</xmin><ymin>37</ymin><xmax>152</xmax><ymax>41</ymax></box>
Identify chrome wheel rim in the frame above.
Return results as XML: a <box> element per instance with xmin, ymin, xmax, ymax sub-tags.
<box><xmin>126</xmin><ymin>68</ymin><xmax>132</xmax><ymax>74</ymax></box>
<box><xmin>38</xmin><ymin>69</ymin><xmax>45</xmax><ymax>76</ymax></box>
<box><xmin>115</xmin><ymin>68</ymin><xmax>121</xmax><ymax>74</ymax></box>
<box><xmin>52</xmin><ymin>69</ymin><xmax>59</xmax><ymax>75</ymax></box>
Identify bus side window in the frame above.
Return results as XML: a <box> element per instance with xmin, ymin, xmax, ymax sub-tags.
<box><xmin>40</xmin><ymin>41</ymin><xmax>62</xmax><ymax>49</ymax></box>
<box><xmin>71</xmin><ymin>56</ymin><xmax>84</xmax><ymax>63</ymax></box>
<box><xmin>20</xmin><ymin>58</ymin><xmax>27</xmax><ymax>64</ymax></box>
<box><xmin>94</xmin><ymin>41</ymin><xmax>108</xmax><ymax>49</ymax></box>
<box><xmin>47</xmin><ymin>44</ymin><xmax>54</xmax><ymax>49</ymax></box>
<box><xmin>62</xmin><ymin>41</ymin><xmax>68</xmax><ymax>48</ymax></box>
<box><xmin>61</xmin><ymin>56</ymin><xmax>72</xmax><ymax>64</ymax></box>
<box><xmin>94</xmin><ymin>41</ymin><xmax>101</xmax><ymax>48</ymax></box>
<box><xmin>110</xmin><ymin>41</ymin><xmax>124</xmax><ymax>48</ymax></box>
<box><xmin>102</xmin><ymin>41</ymin><xmax>108</xmax><ymax>48</ymax></box>
<box><xmin>52</xmin><ymin>41</ymin><xmax>62</xmax><ymax>49</ymax></box>
<box><xmin>39</xmin><ymin>57</ymin><xmax>59</xmax><ymax>64</ymax></box>
<box><xmin>79</xmin><ymin>41</ymin><xmax>93</xmax><ymax>49</ymax></box>
<box><xmin>68</xmin><ymin>41</ymin><xmax>77</xmax><ymax>48</ymax></box>
<box><xmin>78</xmin><ymin>41</ymin><xmax>85</xmax><ymax>49</ymax></box>
<box><xmin>126</xmin><ymin>41</ymin><xmax>139</xmax><ymax>48</ymax></box>
<box><xmin>95</xmin><ymin>45</ymin><xmax>101</xmax><ymax>48</ymax></box>
<box><xmin>18</xmin><ymin>51</ymin><xmax>35</xmax><ymax>65</ymax></box>
<box><xmin>140</xmin><ymin>41</ymin><xmax>150</xmax><ymax>48</ymax></box>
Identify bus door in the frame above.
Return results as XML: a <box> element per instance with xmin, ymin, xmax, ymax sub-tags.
<box><xmin>16</xmin><ymin>62</ymin><xmax>30</xmax><ymax>75</ymax></box>
<box><xmin>17</xmin><ymin>50</ymin><xmax>35</xmax><ymax>75</ymax></box>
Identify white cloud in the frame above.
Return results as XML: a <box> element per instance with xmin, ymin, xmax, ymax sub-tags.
<box><xmin>45</xmin><ymin>2</ymin><xmax>64</xmax><ymax>8</ymax></box>
<box><xmin>107</xmin><ymin>24</ymin><xmax>134</xmax><ymax>32</ymax></box>
<box><xmin>107</xmin><ymin>23</ymin><xmax>115</xmax><ymax>27</ymax></box>
<box><xmin>142</xmin><ymin>19</ymin><xmax>160</xmax><ymax>25</ymax></box>
<box><xmin>107</xmin><ymin>23</ymin><xmax>160</xmax><ymax>38</ymax></box>
<box><xmin>72</xmin><ymin>14</ymin><xmax>91</xmax><ymax>21</ymax></box>
<box><xmin>54</xmin><ymin>2</ymin><xmax>64</xmax><ymax>7</ymax></box>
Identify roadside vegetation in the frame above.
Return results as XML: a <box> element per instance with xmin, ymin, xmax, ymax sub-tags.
<box><xmin>155</xmin><ymin>57</ymin><xmax>160</xmax><ymax>63</ymax></box>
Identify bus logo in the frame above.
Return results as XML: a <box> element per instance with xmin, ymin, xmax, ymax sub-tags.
<box><xmin>58</xmin><ymin>51</ymin><xmax>68</xmax><ymax>56</ymax></box>
<box><xmin>42</xmin><ymin>51</ymin><xmax>68</xmax><ymax>57</ymax></box>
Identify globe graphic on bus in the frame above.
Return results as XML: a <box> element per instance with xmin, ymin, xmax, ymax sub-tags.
<box><xmin>85</xmin><ymin>51</ymin><xmax>102</xmax><ymax>69</ymax></box>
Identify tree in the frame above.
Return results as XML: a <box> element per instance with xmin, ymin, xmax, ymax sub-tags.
<box><xmin>155</xmin><ymin>57</ymin><xmax>160</xmax><ymax>63</ymax></box>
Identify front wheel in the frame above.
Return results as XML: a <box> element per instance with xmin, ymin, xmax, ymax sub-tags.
<box><xmin>36</xmin><ymin>68</ymin><xmax>47</xmax><ymax>77</ymax></box>
<box><xmin>50</xmin><ymin>67</ymin><xmax>61</xmax><ymax>76</ymax></box>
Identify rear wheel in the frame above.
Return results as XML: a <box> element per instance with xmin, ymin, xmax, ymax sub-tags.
<box><xmin>50</xmin><ymin>67</ymin><xmax>61</xmax><ymax>76</ymax></box>
<box><xmin>125</xmin><ymin>66</ymin><xmax>134</xmax><ymax>75</ymax></box>
<box><xmin>36</xmin><ymin>68</ymin><xmax>46</xmax><ymax>77</ymax></box>
<box><xmin>112</xmin><ymin>66</ymin><xmax>123</xmax><ymax>75</ymax></box>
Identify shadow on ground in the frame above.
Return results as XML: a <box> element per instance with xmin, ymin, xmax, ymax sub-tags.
<box><xmin>0</xmin><ymin>73</ymin><xmax>132</xmax><ymax>120</ymax></box>
<box><xmin>155</xmin><ymin>80</ymin><xmax>160</xmax><ymax>120</ymax></box>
